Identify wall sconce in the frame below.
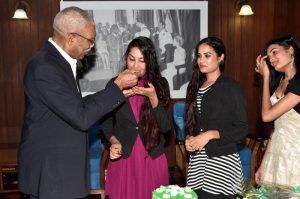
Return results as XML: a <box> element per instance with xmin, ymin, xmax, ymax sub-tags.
<box><xmin>12</xmin><ymin>0</ymin><xmax>30</xmax><ymax>19</ymax></box>
<box><xmin>238</xmin><ymin>0</ymin><xmax>254</xmax><ymax>16</ymax></box>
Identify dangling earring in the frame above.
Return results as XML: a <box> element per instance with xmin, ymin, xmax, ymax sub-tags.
<box><xmin>290</xmin><ymin>54</ymin><xmax>294</xmax><ymax>69</ymax></box>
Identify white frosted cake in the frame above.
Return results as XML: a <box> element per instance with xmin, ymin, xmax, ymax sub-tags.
<box><xmin>152</xmin><ymin>185</ymin><xmax>197</xmax><ymax>199</ymax></box>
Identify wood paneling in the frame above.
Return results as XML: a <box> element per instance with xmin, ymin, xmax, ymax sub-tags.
<box><xmin>208</xmin><ymin>0</ymin><xmax>300</xmax><ymax>138</ymax></box>
<box><xmin>0</xmin><ymin>0</ymin><xmax>300</xmax><ymax>147</ymax></box>
<box><xmin>0</xmin><ymin>0</ymin><xmax>59</xmax><ymax>147</ymax></box>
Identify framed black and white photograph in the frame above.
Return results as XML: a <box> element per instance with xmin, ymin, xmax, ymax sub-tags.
<box><xmin>60</xmin><ymin>1</ymin><xmax>208</xmax><ymax>98</ymax></box>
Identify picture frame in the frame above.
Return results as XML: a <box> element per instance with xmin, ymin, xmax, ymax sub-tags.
<box><xmin>60</xmin><ymin>1</ymin><xmax>208</xmax><ymax>98</ymax></box>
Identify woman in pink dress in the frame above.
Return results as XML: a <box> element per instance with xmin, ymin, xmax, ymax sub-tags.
<box><xmin>101</xmin><ymin>36</ymin><xmax>172</xmax><ymax>199</ymax></box>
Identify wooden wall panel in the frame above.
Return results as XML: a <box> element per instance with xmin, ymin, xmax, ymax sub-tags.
<box><xmin>207</xmin><ymin>0</ymin><xmax>300</xmax><ymax>138</ymax></box>
<box><xmin>0</xmin><ymin>0</ymin><xmax>300</xmax><ymax>147</ymax></box>
<box><xmin>0</xmin><ymin>0</ymin><xmax>60</xmax><ymax>147</ymax></box>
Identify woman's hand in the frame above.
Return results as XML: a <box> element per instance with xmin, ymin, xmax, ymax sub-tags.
<box><xmin>123</xmin><ymin>89</ymin><xmax>135</xmax><ymax>97</ymax></box>
<box><xmin>132</xmin><ymin>82</ymin><xmax>156</xmax><ymax>98</ymax></box>
<box><xmin>255</xmin><ymin>166</ymin><xmax>263</xmax><ymax>185</ymax></box>
<box><xmin>109</xmin><ymin>136</ymin><xmax>122</xmax><ymax>160</ymax></box>
<box><xmin>185</xmin><ymin>136</ymin><xmax>195</xmax><ymax>152</ymax></box>
<box><xmin>255</xmin><ymin>55</ymin><xmax>270</xmax><ymax>78</ymax></box>
<box><xmin>191</xmin><ymin>133</ymin><xmax>210</xmax><ymax>151</ymax></box>
<box><xmin>185</xmin><ymin>134</ymin><xmax>209</xmax><ymax>152</ymax></box>
<box><xmin>185</xmin><ymin>131</ymin><xmax>220</xmax><ymax>152</ymax></box>
<box><xmin>132</xmin><ymin>82</ymin><xmax>158</xmax><ymax>107</ymax></box>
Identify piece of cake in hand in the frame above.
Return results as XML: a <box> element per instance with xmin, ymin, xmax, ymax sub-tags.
<box><xmin>152</xmin><ymin>185</ymin><xmax>197</xmax><ymax>199</ymax></box>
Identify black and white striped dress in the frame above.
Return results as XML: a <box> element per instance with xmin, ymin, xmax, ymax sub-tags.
<box><xmin>187</xmin><ymin>86</ymin><xmax>243</xmax><ymax>196</ymax></box>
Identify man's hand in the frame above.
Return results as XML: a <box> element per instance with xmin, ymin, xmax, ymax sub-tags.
<box><xmin>114</xmin><ymin>69</ymin><xmax>138</xmax><ymax>90</ymax></box>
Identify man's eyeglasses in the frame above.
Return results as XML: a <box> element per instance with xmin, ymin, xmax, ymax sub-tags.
<box><xmin>68</xmin><ymin>32</ymin><xmax>95</xmax><ymax>45</ymax></box>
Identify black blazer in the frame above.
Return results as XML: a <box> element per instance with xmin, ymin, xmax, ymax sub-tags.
<box><xmin>101</xmin><ymin>79</ymin><xmax>172</xmax><ymax>159</ymax></box>
<box><xmin>191</xmin><ymin>73</ymin><xmax>248</xmax><ymax>157</ymax></box>
<box><xmin>18</xmin><ymin>41</ymin><xmax>125</xmax><ymax>199</ymax></box>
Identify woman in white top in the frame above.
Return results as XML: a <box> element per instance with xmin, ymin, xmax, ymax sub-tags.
<box><xmin>255</xmin><ymin>35</ymin><xmax>300</xmax><ymax>190</ymax></box>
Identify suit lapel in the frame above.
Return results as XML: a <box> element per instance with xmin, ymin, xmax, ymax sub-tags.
<box><xmin>45</xmin><ymin>41</ymin><xmax>81</xmax><ymax>97</ymax></box>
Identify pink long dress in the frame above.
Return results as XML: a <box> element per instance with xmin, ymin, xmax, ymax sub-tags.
<box><xmin>105</xmin><ymin>80</ymin><xmax>169</xmax><ymax>199</ymax></box>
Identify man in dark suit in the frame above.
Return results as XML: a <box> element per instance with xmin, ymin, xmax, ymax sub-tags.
<box><xmin>18</xmin><ymin>7</ymin><xmax>138</xmax><ymax>199</ymax></box>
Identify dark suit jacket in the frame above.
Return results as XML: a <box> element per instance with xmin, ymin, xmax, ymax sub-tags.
<box><xmin>101</xmin><ymin>80</ymin><xmax>172</xmax><ymax>159</ymax></box>
<box><xmin>191</xmin><ymin>73</ymin><xmax>248</xmax><ymax>158</ymax></box>
<box><xmin>18</xmin><ymin>41</ymin><xmax>125</xmax><ymax>199</ymax></box>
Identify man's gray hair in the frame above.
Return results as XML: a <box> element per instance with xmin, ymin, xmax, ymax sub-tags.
<box><xmin>53</xmin><ymin>6</ymin><xmax>94</xmax><ymax>34</ymax></box>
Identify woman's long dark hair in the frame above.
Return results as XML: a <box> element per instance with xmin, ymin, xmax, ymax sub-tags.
<box><xmin>184</xmin><ymin>37</ymin><xmax>226</xmax><ymax>135</ymax></box>
<box><xmin>123</xmin><ymin>36</ymin><xmax>171</xmax><ymax>152</ymax></box>
<box><xmin>263</xmin><ymin>35</ymin><xmax>300</xmax><ymax>94</ymax></box>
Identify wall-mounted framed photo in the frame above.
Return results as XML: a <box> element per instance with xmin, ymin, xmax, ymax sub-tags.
<box><xmin>60</xmin><ymin>1</ymin><xmax>208</xmax><ymax>98</ymax></box>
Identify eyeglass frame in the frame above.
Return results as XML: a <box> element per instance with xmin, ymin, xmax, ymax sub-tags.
<box><xmin>68</xmin><ymin>32</ymin><xmax>95</xmax><ymax>45</ymax></box>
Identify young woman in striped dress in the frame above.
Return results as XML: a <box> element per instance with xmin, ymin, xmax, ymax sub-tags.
<box><xmin>184</xmin><ymin>37</ymin><xmax>248</xmax><ymax>199</ymax></box>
